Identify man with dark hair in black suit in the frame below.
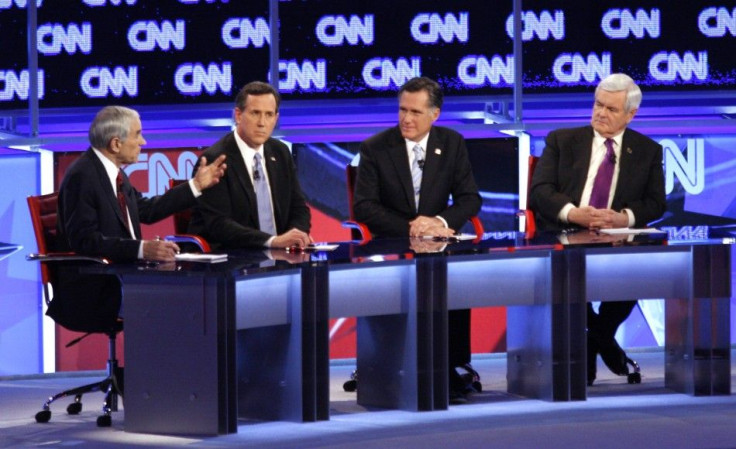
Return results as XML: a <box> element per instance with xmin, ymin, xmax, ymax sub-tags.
<box><xmin>353</xmin><ymin>76</ymin><xmax>482</xmax><ymax>403</ymax></box>
<box><xmin>529</xmin><ymin>73</ymin><xmax>666</xmax><ymax>385</ymax></box>
<box><xmin>188</xmin><ymin>81</ymin><xmax>312</xmax><ymax>250</ymax></box>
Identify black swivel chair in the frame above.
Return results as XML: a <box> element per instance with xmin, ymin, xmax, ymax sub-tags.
<box><xmin>166</xmin><ymin>178</ymin><xmax>211</xmax><ymax>252</ymax></box>
<box><xmin>27</xmin><ymin>192</ymin><xmax>123</xmax><ymax>427</ymax></box>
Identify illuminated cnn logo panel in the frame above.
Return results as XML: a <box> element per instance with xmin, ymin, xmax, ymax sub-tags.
<box><xmin>1</xmin><ymin>1</ymin><xmax>735</xmax><ymax>106</ymax></box>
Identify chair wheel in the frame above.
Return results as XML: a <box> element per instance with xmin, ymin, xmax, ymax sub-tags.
<box><xmin>627</xmin><ymin>372</ymin><xmax>641</xmax><ymax>384</ymax></box>
<box><xmin>67</xmin><ymin>402</ymin><xmax>82</xmax><ymax>415</ymax></box>
<box><xmin>343</xmin><ymin>379</ymin><xmax>357</xmax><ymax>392</ymax></box>
<box><xmin>96</xmin><ymin>415</ymin><xmax>112</xmax><ymax>427</ymax></box>
<box><xmin>35</xmin><ymin>410</ymin><xmax>51</xmax><ymax>423</ymax></box>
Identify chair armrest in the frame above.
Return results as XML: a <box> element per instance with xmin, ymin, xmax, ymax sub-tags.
<box><xmin>164</xmin><ymin>234</ymin><xmax>211</xmax><ymax>253</ymax></box>
<box><xmin>26</xmin><ymin>252</ymin><xmax>110</xmax><ymax>265</ymax></box>
<box><xmin>469</xmin><ymin>216</ymin><xmax>484</xmax><ymax>241</ymax></box>
<box><xmin>341</xmin><ymin>220</ymin><xmax>372</xmax><ymax>244</ymax></box>
<box><xmin>517</xmin><ymin>209</ymin><xmax>537</xmax><ymax>239</ymax></box>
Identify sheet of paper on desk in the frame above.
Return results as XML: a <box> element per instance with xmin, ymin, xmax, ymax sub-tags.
<box><xmin>599</xmin><ymin>227</ymin><xmax>663</xmax><ymax>235</ymax></box>
<box><xmin>309</xmin><ymin>244</ymin><xmax>339</xmax><ymax>251</ymax></box>
<box><xmin>175</xmin><ymin>253</ymin><xmax>228</xmax><ymax>263</ymax></box>
<box><xmin>420</xmin><ymin>233</ymin><xmax>476</xmax><ymax>241</ymax></box>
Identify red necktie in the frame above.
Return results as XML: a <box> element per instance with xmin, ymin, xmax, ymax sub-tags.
<box><xmin>589</xmin><ymin>138</ymin><xmax>616</xmax><ymax>209</ymax></box>
<box><xmin>116</xmin><ymin>171</ymin><xmax>132</xmax><ymax>235</ymax></box>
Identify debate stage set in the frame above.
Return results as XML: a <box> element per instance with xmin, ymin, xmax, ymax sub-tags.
<box><xmin>2</xmin><ymin>1</ymin><xmax>736</xmax><ymax>448</ymax></box>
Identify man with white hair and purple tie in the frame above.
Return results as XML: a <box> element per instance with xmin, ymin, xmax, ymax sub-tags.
<box><xmin>529</xmin><ymin>73</ymin><xmax>666</xmax><ymax>386</ymax></box>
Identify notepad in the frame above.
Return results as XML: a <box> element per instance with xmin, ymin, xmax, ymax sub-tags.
<box><xmin>175</xmin><ymin>253</ymin><xmax>228</xmax><ymax>263</ymax></box>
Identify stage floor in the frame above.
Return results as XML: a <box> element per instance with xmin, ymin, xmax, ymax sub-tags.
<box><xmin>1</xmin><ymin>348</ymin><xmax>735</xmax><ymax>449</ymax></box>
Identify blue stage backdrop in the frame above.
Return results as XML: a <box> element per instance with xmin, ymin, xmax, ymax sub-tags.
<box><xmin>0</xmin><ymin>150</ymin><xmax>42</xmax><ymax>376</ymax></box>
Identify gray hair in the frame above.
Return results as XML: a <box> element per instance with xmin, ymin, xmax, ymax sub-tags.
<box><xmin>596</xmin><ymin>73</ymin><xmax>642</xmax><ymax>113</ymax></box>
<box><xmin>88</xmin><ymin>106</ymin><xmax>140</xmax><ymax>149</ymax></box>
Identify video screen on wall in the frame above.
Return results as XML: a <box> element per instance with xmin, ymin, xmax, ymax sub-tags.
<box><xmin>1</xmin><ymin>1</ymin><xmax>735</xmax><ymax>109</ymax></box>
<box><xmin>293</xmin><ymin>136</ymin><xmax>519</xmax><ymax>233</ymax></box>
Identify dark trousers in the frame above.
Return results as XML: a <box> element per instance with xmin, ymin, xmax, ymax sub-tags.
<box><xmin>587</xmin><ymin>300</ymin><xmax>637</xmax><ymax>379</ymax></box>
<box><xmin>449</xmin><ymin>309</ymin><xmax>471</xmax><ymax>367</ymax></box>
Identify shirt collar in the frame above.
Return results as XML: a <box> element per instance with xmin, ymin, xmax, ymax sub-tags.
<box><xmin>593</xmin><ymin>130</ymin><xmax>624</xmax><ymax>151</ymax></box>
<box><xmin>233</xmin><ymin>130</ymin><xmax>264</xmax><ymax>164</ymax></box>
<box><xmin>405</xmin><ymin>132</ymin><xmax>430</xmax><ymax>155</ymax></box>
<box><xmin>92</xmin><ymin>147</ymin><xmax>121</xmax><ymax>189</ymax></box>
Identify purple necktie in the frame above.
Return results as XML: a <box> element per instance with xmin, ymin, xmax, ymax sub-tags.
<box><xmin>589</xmin><ymin>138</ymin><xmax>616</xmax><ymax>209</ymax></box>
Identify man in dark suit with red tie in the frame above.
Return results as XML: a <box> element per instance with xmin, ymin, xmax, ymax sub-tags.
<box><xmin>353</xmin><ymin>76</ymin><xmax>481</xmax><ymax>403</ymax></box>
<box><xmin>188</xmin><ymin>81</ymin><xmax>312</xmax><ymax>250</ymax></box>
<box><xmin>529</xmin><ymin>73</ymin><xmax>666</xmax><ymax>385</ymax></box>
<box><xmin>53</xmin><ymin>105</ymin><xmax>226</xmax><ymax>332</ymax></box>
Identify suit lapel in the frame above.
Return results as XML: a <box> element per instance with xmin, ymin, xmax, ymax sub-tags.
<box><xmin>226</xmin><ymin>133</ymin><xmax>258</xmax><ymax>219</ymax></box>
<box><xmin>386</xmin><ymin>127</ymin><xmax>416</xmax><ymax>211</ymax></box>
<box><xmin>87</xmin><ymin>149</ymin><xmax>132</xmax><ymax>236</ymax></box>
<box><xmin>572</xmin><ymin>127</ymin><xmax>595</xmax><ymax>202</ymax></box>
<box><xmin>420</xmin><ymin>129</ymin><xmax>443</xmax><ymax>212</ymax></box>
<box><xmin>121</xmin><ymin>171</ymin><xmax>141</xmax><ymax>238</ymax></box>
<box><xmin>613</xmin><ymin>129</ymin><xmax>636</xmax><ymax>203</ymax></box>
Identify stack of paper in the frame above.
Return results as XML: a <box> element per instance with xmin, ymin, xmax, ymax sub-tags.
<box><xmin>599</xmin><ymin>228</ymin><xmax>663</xmax><ymax>235</ymax></box>
<box><xmin>175</xmin><ymin>253</ymin><xmax>228</xmax><ymax>263</ymax></box>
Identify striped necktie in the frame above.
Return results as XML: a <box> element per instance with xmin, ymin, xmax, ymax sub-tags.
<box><xmin>253</xmin><ymin>152</ymin><xmax>276</xmax><ymax>235</ymax></box>
<box><xmin>411</xmin><ymin>144</ymin><xmax>424</xmax><ymax>211</ymax></box>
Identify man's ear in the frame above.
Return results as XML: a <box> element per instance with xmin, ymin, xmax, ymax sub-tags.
<box><xmin>626</xmin><ymin>108</ymin><xmax>638</xmax><ymax>124</ymax></box>
<box><xmin>108</xmin><ymin>137</ymin><xmax>120</xmax><ymax>153</ymax></box>
<box><xmin>431</xmin><ymin>107</ymin><xmax>440</xmax><ymax>122</ymax></box>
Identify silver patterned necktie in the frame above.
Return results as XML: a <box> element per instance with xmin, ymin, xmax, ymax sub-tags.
<box><xmin>253</xmin><ymin>152</ymin><xmax>276</xmax><ymax>235</ymax></box>
<box><xmin>411</xmin><ymin>144</ymin><xmax>424</xmax><ymax>211</ymax></box>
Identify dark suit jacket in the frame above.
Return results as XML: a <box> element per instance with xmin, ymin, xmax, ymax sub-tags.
<box><xmin>49</xmin><ymin>148</ymin><xmax>197</xmax><ymax>331</ymax></box>
<box><xmin>188</xmin><ymin>132</ymin><xmax>311</xmax><ymax>249</ymax></box>
<box><xmin>529</xmin><ymin>125</ymin><xmax>666</xmax><ymax>231</ymax></box>
<box><xmin>353</xmin><ymin>125</ymin><xmax>481</xmax><ymax>237</ymax></box>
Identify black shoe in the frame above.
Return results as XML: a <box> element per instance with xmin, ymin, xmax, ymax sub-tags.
<box><xmin>449</xmin><ymin>368</ymin><xmax>466</xmax><ymax>392</ymax></box>
<box><xmin>449</xmin><ymin>390</ymin><xmax>468</xmax><ymax>405</ymax></box>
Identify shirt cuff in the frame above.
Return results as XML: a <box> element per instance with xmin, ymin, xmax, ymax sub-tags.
<box><xmin>623</xmin><ymin>208</ymin><xmax>635</xmax><ymax>227</ymax></box>
<box><xmin>558</xmin><ymin>203</ymin><xmax>575</xmax><ymax>223</ymax></box>
<box><xmin>188</xmin><ymin>179</ymin><xmax>202</xmax><ymax>198</ymax></box>
<box><xmin>137</xmin><ymin>241</ymin><xmax>144</xmax><ymax>259</ymax></box>
<box><xmin>435</xmin><ymin>215</ymin><xmax>448</xmax><ymax>228</ymax></box>
<box><xmin>264</xmin><ymin>236</ymin><xmax>276</xmax><ymax>248</ymax></box>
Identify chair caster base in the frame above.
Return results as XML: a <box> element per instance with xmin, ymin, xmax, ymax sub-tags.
<box><xmin>67</xmin><ymin>401</ymin><xmax>82</xmax><ymax>415</ymax></box>
<box><xmin>627</xmin><ymin>371</ymin><xmax>642</xmax><ymax>384</ymax></box>
<box><xmin>96</xmin><ymin>414</ymin><xmax>112</xmax><ymax>427</ymax></box>
<box><xmin>35</xmin><ymin>410</ymin><xmax>51</xmax><ymax>423</ymax></box>
<box><xmin>343</xmin><ymin>379</ymin><xmax>357</xmax><ymax>392</ymax></box>
<box><xmin>343</xmin><ymin>370</ymin><xmax>358</xmax><ymax>392</ymax></box>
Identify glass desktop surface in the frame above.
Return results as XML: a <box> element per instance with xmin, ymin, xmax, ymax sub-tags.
<box><xmin>81</xmin><ymin>225</ymin><xmax>735</xmax><ymax>277</ymax></box>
